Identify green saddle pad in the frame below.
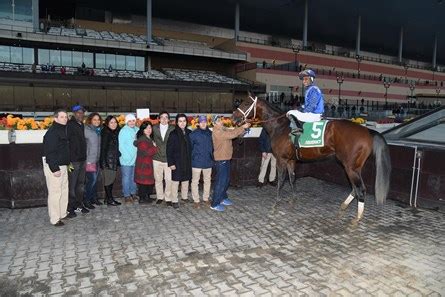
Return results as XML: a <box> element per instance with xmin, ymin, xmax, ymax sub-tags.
<box><xmin>298</xmin><ymin>120</ymin><xmax>329</xmax><ymax>148</ymax></box>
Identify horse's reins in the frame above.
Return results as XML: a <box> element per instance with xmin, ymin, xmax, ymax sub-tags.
<box><xmin>237</xmin><ymin>96</ymin><xmax>287</xmax><ymax>125</ymax></box>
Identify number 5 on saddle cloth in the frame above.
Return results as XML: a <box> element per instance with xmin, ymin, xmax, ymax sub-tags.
<box><xmin>289</xmin><ymin>116</ymin><xmax>329</xmax><ymax>149</ymax></box>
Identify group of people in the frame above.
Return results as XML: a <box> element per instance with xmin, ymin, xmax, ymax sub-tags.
<box><xmin>42</xmin><ymin>68</ymin><xmax>324</xmax><ymax>226</ymax></box>
<box><xmin>42</xmin><ymin>106</ymin><xmax>250</xmax><ymax>226</ymax></box>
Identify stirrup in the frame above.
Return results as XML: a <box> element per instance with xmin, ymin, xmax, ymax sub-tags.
<box><xmin>291</xmin><ymin>128</ymin><xmax>302</xmax><ymax>136</ymax></box>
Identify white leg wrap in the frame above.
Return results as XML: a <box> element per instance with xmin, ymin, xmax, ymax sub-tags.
<box><xmin>343</xmin><ymin>194</ymin><xmax>354</xmax><ymax>207</ymax></box>
<box><xmin>357</xmin><ymin>201</ymin><xmax>365</xmax><ymax>219</ymax></box>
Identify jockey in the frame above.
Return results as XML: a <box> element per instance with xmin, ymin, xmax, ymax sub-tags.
<box><xmin>286</xmin><ymin>69</ymin><xmax>324</xmax><ymax>134</ymax></box>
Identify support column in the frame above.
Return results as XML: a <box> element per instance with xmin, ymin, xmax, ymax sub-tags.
<box><xmin>146</xmin><ymin>0</ymin><xmax>152</xmax><ymax>45</ymax></box>
<box><xmin>234</xmin><ymin>2</ymin><xmax>240</xmax><ymax>41</ymax></box>
<box><xmin>398</xmin><ymin>26</ymin><xmax>403</xmax><ymax>63</ymax></box>
<box><xmin>356</xmin><ymin>15</ymin><xmax>361</xmax><ymax>55</ymax></box>
<box><xmin>12</xmin><ymin>0</ymin><xmax>15</xmax><ymax>22</ymax></box>
<box><xmin>32</xmin><ymin>0</ymin><xmax>39</xmax><ymax>31</ymax></box>
<box><xmin>432</xmin><ymin>34</ymin><xmax>437</xmax><ymax>69</ymax></box>
<box><xmin>303</xmin><ymin>0</ymin><xmax>308</xmax><ymax>48</ymax></box>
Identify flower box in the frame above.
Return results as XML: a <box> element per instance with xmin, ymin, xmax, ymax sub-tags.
<box><xmin>0</xmin><ymin>130</ymin><xmax>11</xmax><ymax>144</ymax></box>
<box><xmin>13</xmin><ymin>130</ymin><xmax>47</xmax><ymax>144</ymax></box>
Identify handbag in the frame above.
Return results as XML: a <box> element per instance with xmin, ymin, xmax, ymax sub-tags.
<box><xmin>86</xmin><ymin>163</ymin><xmax>97</xmax><ymax>172</ymax></box>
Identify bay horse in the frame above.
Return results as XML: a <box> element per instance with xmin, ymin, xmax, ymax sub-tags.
<box><xmin>233</xmin><ymin>96</ymin><xmax>391</xmax><ymax>223</ymax></box>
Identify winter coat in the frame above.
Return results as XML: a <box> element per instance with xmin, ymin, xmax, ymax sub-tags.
<box><xmin>43</xmin><ymin>122</ymin><xmax>70</xmax><ymax>173</ymax></box>
<box><xmin>166</xmin><ymin>127</ymin><xmax>192</xmax><ymax>181</ymax></box>
<box><xmin>85</xmin><ymin>125</ymin><xmax>101</xmax><ymax>164</ymax></box>
<box><xmin>152</xmin><ymin>124</ymin><xmax>175</xmax><ymax>163</ymax></box>
<box><xmin>259</xmin><ymin>129</ymin><xmax>272</xmax><ymax>153</ymax></box>
<box><xmin>118</xmin><ymin>125</ymin><xmax>138</xmax><ymax>166</ymax></box>
<box><xmin>134</xmin><ymin>135</ymin><xmax>158</xmax><ymax>185</ymax></box>
<box><xmin>100</xmin><ymin>126</ymin><xmax>120</xmax><ymax>171</ymax></box>
<box><xmin>212</xmin><ymin>125</ymin><xmax>245</xmax><ymax>161</ymax></box>
<box><xmin>67</xmin><ymin>117</ymin><xmax>86</xmax><ymax>162</ymax></box>
<box><xmin>190</xmin><ymin>127</ymin><xmax>213</xmax><ymax>169</ymax></box>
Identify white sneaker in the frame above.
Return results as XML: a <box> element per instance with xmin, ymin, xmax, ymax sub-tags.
<box><xmin>74</xmin><ymin>207</ymin><xmax>82</xmax><ymax>213</ymax></box>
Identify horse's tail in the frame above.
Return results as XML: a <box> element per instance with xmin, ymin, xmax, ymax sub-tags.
<box><xmin>371</xmin><ymin>131</ymin><xmax>391</xmax><ymax>205</ymax></box>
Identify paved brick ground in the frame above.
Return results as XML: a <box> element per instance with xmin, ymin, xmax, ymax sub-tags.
<box><xmin>0</xmin><ymin>177</ymin><xmax>444</xmax><ymax>296</ymax></box>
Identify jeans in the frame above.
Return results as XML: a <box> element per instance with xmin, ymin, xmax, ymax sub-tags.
<box><xmin>121</xmin><ymin>165</ymin><xmax>137</xmax><ymax>198</ymax></box>
<box><xmin>68</xmin><ymin>161</ymin><xmax>85</xmax><ymax>211</ymax></box>
<box><xmin>211</xmin><ymin>160</ymin><xmax>231</xmax><ymax>207</ymax></box>
<box><xmin>85</xmin><ymin>168</ymin><xmax>99</xmax><ymax>204</ymax></box>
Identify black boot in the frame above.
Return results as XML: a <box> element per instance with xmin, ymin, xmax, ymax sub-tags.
<box><xmin>92</xmin><ymin>197</ymin><xmax>103</xmax><ymax>206</ymax></box>
<box><xmin>109</xmin><ymin>183</ymin><xmax>121</xmax><ymax>205</ymax></box>
<box><xmin>289</xmin><ymin>115</ymin><xmax>303</xmax><ymax>148</ymax></box>
<box><xmin>105</xmin><ymin>185</ymin><xmax>118</xmax><ymax>206</ymax></box>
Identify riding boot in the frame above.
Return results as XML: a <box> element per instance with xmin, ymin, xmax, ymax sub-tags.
<box><xmin>109</xmin><ymin>183</ymin><xmax>121</xmax><ymax>205</ymax></box>
<box><xmin>105</xmin><ymin>185</ymin><xmax>118</xmax><ymax>206</ymax></box>
<box><xmin>289</xmin><ymin>115</ymin><xmax>303</xmax><ymax>148</ymax></box>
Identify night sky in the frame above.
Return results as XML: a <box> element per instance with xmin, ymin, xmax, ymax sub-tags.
<box><xmin>39</xmin><ymin>0</ymin><xmax>444</xmax><ymax>64</ymax></box>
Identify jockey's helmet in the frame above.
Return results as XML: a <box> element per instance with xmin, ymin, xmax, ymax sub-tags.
<box><xmin>298</xmin><ymin>69</ymin><xmax>316</xmax><ymax>80</ymax></box>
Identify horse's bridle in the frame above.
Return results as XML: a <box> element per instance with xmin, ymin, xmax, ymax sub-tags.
<box><xmin>236</xmin><ymin>96</ymin><xmax>287</xmax><ymax>124</ymax></box>
<box><xmin>237</xmin><ymin>96</ymin><xmax>257</xmax><ymax>123</ymax></box>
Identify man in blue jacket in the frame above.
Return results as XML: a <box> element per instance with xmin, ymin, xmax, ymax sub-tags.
<box><xmin>257</xmin><ymin>129</ymin><xmax>276</xmax><ymax>188</ymax></box>
<box><xmin>190</xmin><ymin>115</ymin><xmax>213</xmax><ymax>209</ymax></box>
<box><xmin>287</xmin><ymin>69</ymin><xmax>324</xmax><ymax>133</ymax></box>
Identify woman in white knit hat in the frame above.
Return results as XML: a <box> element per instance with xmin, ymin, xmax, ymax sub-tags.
<box><xmin>118</xmin><ymin>114</ymin><xmax>138</xmax><ymax>203</ymax></box>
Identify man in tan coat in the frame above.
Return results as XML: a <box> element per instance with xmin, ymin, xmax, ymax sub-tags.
<box><xmin>210</xmin><ymin>115</ymin><xmax>250</xmax><ymax>211</ymax></box>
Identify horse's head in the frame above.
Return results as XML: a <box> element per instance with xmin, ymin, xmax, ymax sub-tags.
<box><xmin>232</xmin><ymin>95</ymin><xmax>258</xmax><ymax>125</ymax></box>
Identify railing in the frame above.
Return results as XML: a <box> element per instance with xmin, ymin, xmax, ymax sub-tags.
<box><xmin>237</xmin><ymin>36</ymin><xmax>443</xmax><ymax>73</ymax></box>
<box><xmin>237</xmin><ymin>60</ymin><xmax>443</xmax><ymax>87</ymax></box>
<box><xmin>265</xmin><ymin>94</ymin><xmax>440</xmax><ymax>119</ymax></box>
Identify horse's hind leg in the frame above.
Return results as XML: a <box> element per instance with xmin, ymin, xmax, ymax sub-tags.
<box><xmin>340</xmin><ymin>191</ymin><xmax>355</xmax><ymax>210</ymax></box>
<box><xmin>345</xmin><ymin>168</ymin><xmax>367</xmax><ymax>224</ymax></box>
<box><xmin>286</xmin><ymin>161</ymin><xmax>297</xmax><ymax>204</ymax></box>
<box><xmin>272</xmin><ymin>166</ymin><xmax>287</xmax><ymax>211</ymax></box>
<box><xmin>337</xmin><ymin>190</ymin><xmax>355</xmax><ymax>220</ymax></box>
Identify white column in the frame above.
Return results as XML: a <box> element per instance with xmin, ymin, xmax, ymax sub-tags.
<box><xmin>32</xmin><ymin>0</ymin><xmax>39</xmax><ymax>32</ymax></box>
<box><xmin>12</xmin><ymin>0</ymin><xmax>15</xmax><ymax>22</ymax></box>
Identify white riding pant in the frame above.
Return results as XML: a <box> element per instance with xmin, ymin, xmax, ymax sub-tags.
<box><xmin>286</xmin><ymin>110</ymin><xmax>322</xmax><ymax>122</ymax></box>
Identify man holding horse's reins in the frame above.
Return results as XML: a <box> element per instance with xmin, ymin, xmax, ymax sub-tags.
<box><xmin>286</xmin><ymin>69</ymin><xmax>325</xmax><ymax>137</ymax></box>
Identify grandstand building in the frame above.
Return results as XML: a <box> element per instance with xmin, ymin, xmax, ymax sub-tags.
<box><xmin>0</xmin><ymin>0</ymin><xmax>443</xmax><ymax>113</ymax></box>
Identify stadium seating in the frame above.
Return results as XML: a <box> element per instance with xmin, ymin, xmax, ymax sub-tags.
<box><xmin>45</xmin><ymin>26</ymin><xmax>225</xmax><ymax>51</ymax></box>
<box><xmin>163</xmin><ymin>68</ymin><xmax>247</xmax><ymax>84</ymax></box>
<box><xmin>0</xmin><ymin>62</ymin><xmax>246</xmax><ymax>84</ymax></box>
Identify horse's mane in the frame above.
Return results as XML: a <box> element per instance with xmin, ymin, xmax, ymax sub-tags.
<box><xmin>259</xmin><ymin>98</ymin><xmax>285</xmax><ymax>115</ymax></box>
<box><xmin>256</xmin><ymin>98</ymin><xmax>290</xmax><ymax>133</ymax></box>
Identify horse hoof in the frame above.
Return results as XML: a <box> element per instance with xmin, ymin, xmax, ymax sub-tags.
<box><xmin>350</xmin><ymin>218</ymin><xmax>361</xmax><ymax>226</ymax></box>
<box><xmin>336</xmin><ymin>209</ymin><xmax>346</xmax><ymax>219</ymax></box>
<box><xmin>340</xmin><ymin>202</ymin><xmax>349</xmax><ymax>211</ymax></box>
